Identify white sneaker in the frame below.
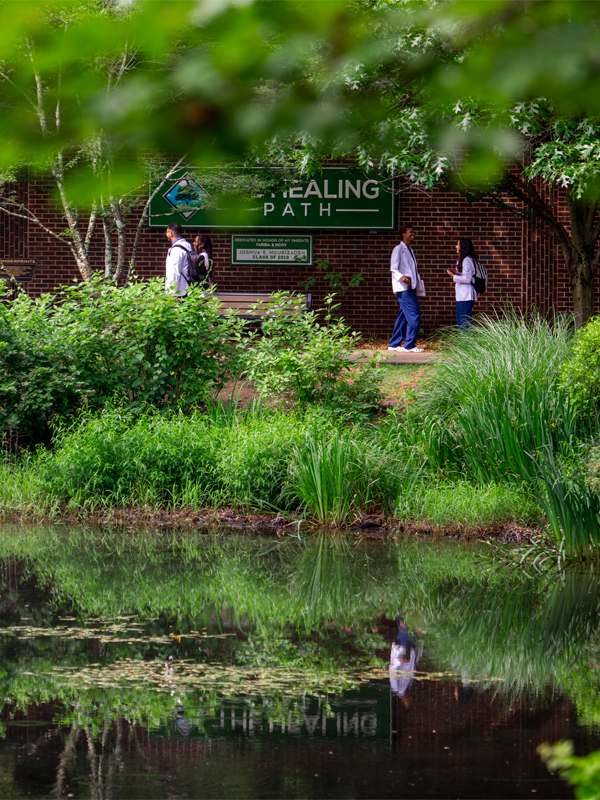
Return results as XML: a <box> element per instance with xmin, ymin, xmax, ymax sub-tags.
<box><xmin>405</xmin><ymin>346</ymin><xmax>424</xmax><ymax>353</ymax></box>
<box><xmin>388</xmin><ymin>346</ymin><xmax>405</xmax><ymax>351</ymax></box>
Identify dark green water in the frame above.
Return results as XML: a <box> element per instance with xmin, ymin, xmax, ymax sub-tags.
<box><xmin>0</xmin><ymin>526</ymin><xmax>598</xmax><ymax>799</ymax></box>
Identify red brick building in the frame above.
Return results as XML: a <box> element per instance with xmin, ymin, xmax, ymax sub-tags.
<box><xmin>0</xmin><ymin>177</ymin><xmax>575</xmax><ymax>338</ymax></box>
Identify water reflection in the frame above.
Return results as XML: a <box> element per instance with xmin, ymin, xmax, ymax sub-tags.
<box><xmin>389</xmin><ymin>618</ymin><xmax>423</xmax><ymax>700</ymax></box>
<box><xmin>0</xmin><ymin>527</ymin><xmax>598</xmax><ymax>798</ymax></box>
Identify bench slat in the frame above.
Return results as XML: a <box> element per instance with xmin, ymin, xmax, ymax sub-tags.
<box><xmin>214</xmin><ymin>292</ymin><xmax>311</xmax><ymax>316</ymax></box>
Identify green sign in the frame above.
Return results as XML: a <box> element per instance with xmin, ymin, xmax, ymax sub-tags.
<box><xmin>231</xmin><ymin>235</ymin><xmax>312</xmax><ymax>265</ymax></box>
<box><xmin>148</xmin><ymin>168</ymin><xmax>396</xmax><ymax>230</ymax></box>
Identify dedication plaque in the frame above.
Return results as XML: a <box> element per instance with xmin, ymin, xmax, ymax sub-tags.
<box><xmin>0</xmin><ymin>259</ymin><xmax>36</xmax><ymax>282</ymax></box>
<box><xmin>231</xmin><ymin>235</ymin><xmax>313</xmax><ymax>265</ymax></box>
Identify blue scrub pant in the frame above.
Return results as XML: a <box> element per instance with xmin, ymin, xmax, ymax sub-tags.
<box><xmin>456</xmin><ymin>301</ymin><xmax>474</xmax><ymax>330</ymax></box>
<box><xmin>389</xmin><ymin>300</ymin><xmax>407</xmax><ymax>348</ymax></box>
<box><xmin>399</xmin><ymin>290</ymin><xmax>421</xmax><ymax>350</ymax></box>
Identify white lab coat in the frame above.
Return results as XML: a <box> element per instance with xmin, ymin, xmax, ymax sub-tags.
<box><xmin>165</xmin><ymin>238</ymin><xmax>193</xmax><ymax>296</ymax></box>
<box><xmin>391</xmin><ymin>241</ymin><xmax>421</xmax><ymax>293</ymax></box>
<box><xmin>453</xmin><ymin>257</ymin><xmax>477</xmax><ymax>302</ymax></box>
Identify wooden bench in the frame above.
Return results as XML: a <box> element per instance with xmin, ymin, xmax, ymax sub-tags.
<box><xmin>214</xmin><ymin>292</ymin><xmax>312</xmax><ymax>320</ymax></box>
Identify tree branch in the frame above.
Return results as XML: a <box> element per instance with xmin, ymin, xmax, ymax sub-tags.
<box><xmin>126</xmin><ymin>156</ymin><xmax>187</xmax><ymax>284</ymax></box>
<box><xmin>0</xmin><ymin>202</ymin><xmax>77</xmax><ymax>256</ymax></box>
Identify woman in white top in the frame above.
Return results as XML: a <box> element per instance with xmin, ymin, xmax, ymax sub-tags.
<box><xmin>446</xmin><ymin>238</ymin><xmax>478</xmax><ymax>329</ymax></box>
<box><xmin>193</xmin><ymin>234</ymin><xmax>213</xmax><ymax>290</ymax></box>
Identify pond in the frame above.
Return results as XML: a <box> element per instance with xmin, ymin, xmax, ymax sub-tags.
<box><xmin>0</xmin><ymin>526</ymin><xmax>598</xmax><ymax>799</ymax></box>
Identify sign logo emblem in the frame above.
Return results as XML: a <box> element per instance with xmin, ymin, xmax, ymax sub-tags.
<box><xmin>163</xmin><ymin>173</ymin><xmax>204</xmax><ymax>220</ymax></box>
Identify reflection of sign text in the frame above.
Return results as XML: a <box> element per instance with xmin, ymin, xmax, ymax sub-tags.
<box><xmin>217</xmin><ymin>707</ymin><xmax>377</xmax><ymax>737</ymax></box>
<box><xmin>231</xmin><ymin>235</ymin><xmax>313</xmax><ymax>265</ymax></box>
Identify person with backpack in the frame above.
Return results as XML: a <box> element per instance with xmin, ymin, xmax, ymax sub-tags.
<box><xmin>192</xmin><ymin>233</ymin><xmax>213</xmax><ymax>291</ymax></box>
<box><xmin>165</xmin><ymin>222</ymin><xmax>194</xmax><ymax>297</ymax></box>
<box><xmin>446</xmin><ymin>238</ymin><xmax>482</xmax><ymax>329</ymax></box>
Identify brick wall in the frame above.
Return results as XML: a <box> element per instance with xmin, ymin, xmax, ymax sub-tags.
<box><xmin>1</xmin><ymin>178</ymin><xmax>590</xmax><ymax>338</ymax></box>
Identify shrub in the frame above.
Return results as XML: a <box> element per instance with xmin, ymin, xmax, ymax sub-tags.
<box><xmin>561</xmin><ymin>314</ymin><xmax>600</xmax><ymax>404</ymax></box>
<box><xmin>0</xmin><ymin>277</ymin><xmax>246</xmax><ymax>446</ymax></box>
<box><xmin>241</xmin><ymin>293</ymin><xmax>382</xmax><ymax>420</ymax></box>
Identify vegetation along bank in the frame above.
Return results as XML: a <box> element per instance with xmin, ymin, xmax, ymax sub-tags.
<box><xmin>2</xmin><ymin>278</ymin><xmax>600</xmax><ymax>559</ymax></box>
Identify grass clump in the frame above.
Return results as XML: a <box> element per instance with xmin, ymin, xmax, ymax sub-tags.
<box><xmin>287</xmin><ymin>429</ymin><xmax>408</xmax><ymax>525</ymax></box>
<box><xmin>417</xmin><ymin>309</ymin><xmax>580</xmax><ymax>483</ymax></box>
<box><xmin>405</xmin><ymin>309</ymin><xmax>600</xmax><ymax>557</ymax></box>
<box><xmin>397</xmin><ymin>480</ymin><xmax>539</xmax><ymax>533</ymax></box>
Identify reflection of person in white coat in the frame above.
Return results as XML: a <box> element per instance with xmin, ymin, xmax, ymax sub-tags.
<box><xmin>388</xmin><ymin>225</ymin><xmax>424</xmax><ymax>352</ymax></box>
<box><xmin>389</xmin><ymin>620</ymin><xmax>423</xmax><ymax>701</ymax></box>
<box><xmin>165</xmin><ymin>222</ymin><xmax>194</xmax><ymax>297</ymax></box>
<box><xmin>446</xmin><ymin>238</ymin><xmax>478</xmax><ymax>329</ymax></box>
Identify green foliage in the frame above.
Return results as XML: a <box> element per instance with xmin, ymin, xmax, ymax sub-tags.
<box><xmin>241</xmin><ymin>293</ymin><xmax>382</xmax><ymax>420</ymax></box>
<box><xmin>0</xmin><ymin>277</ymin><xmax>245</xmax><ymax>445</ymax></box>
<box><xmin>400</xmin><ymin>309</ymin><xmax>600</xmax><ymax>557</ymax></box>
<box><xmin>396</xmin><ymin>480</ymin><xmax>538</xmax><ymax>532</ymax></box>
<box><xmin>8</xmin><ymin>405</ymin><xmax>340</xmax><ymax>512</ymax></box>
<box><xmin>539</xmin><ymin>741</ymin><xmax>600</xmax><ymax>800</ymax></box>
<box><xmin>533</xmin><ymin>449</ymin><xmax>600</xmax><ymax>561</ymax></box>
<box><xmin>415</xmin><ymin>311</ymin><xmax>582</xmax><ymax>480</ymax></box>
<box><xmin>287</xmin><ymin>430</ymin><xmax>402</xmax><ymax>525</ymax></box>
<box><xmin>561</xmin><ymin>314</ymin><xmax>600</xmax><ymax>404</ymax></box>
<box><xmin>299</xmin><ymin>259</ymin><xmax>366</xmax><ymax>295</ymax></box>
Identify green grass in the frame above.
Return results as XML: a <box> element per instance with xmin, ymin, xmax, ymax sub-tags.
<box><xmin>397</xmin><ymin>480</ymin><xmax>539</xmax><ymax>532</ymax></box>
<box><xmin>378</xmin><ymin>364</ymin><xmax>434</xmax><ymax>400</ymax></box>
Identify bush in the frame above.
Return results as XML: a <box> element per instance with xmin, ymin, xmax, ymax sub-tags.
<box><xmin>241</xmin><ymin>293</ymin><xmax>382</xmax><ymax>420</ymax></box>
<box><xmin>561</xmin><ymin>314</ymin><xmax>600</xmax><ymax>404</ymax></box>
<box><xmin>0</xmin><ymin>277</ymin><xmax>245</xmax><ymax>446</ymax></box>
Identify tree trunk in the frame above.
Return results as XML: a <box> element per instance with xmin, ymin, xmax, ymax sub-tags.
<box><xmin>564</xmin><ymin>192</ymin><xmax>599</xmax><ymax>329</ymax></box>
<box><xmin>570</xmin><ymin>257</ymin><xmax>595</xmax><ymax>328</ymax></box>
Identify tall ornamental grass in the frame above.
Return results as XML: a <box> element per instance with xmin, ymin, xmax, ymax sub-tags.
<box><xmin>417</xmin><ymin>310</ymin><xmax>580</xmax><ymax>482</ymax></box>
<box><xmin>287</xmin><ymin>430</ymin><xmax>410</xmax><ymax>525</ymax></box>
<box><xmin>410</xmin><ymin>309</ymin><xmax>600</xmax><ymax>558</ymax></box>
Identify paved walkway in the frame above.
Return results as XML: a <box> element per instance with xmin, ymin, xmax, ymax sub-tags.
<box><xmin>348</xmin><ymin>349</ymin><xmax>439</xmax><ymax>365</ymax></box>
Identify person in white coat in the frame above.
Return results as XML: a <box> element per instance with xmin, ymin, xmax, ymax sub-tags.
<box><xmin>165</xmin><ymin>222</ymin><xmax>194</xmax><ymax>297</ymax></box>
<box><xmin>446</xmin><ymin>238</ymin><xmax>478</xmax><ymax>329</ymax></box>
<box><xmin>388</xmin><ymin>224</ymin><xmax>424</xmax><ymax>352</ymax></box>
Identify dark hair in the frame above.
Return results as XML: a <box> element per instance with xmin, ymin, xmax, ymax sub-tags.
<box><xmin>457</xmin><ymin>238</ymin><xmax>478</xmax><ymax>270</ymax></box>
<box><xmin>167</xmin><ymin>222</ymin><xmax>184</xmax><ymax>237</ymax></box>
<box><xmin>399</xmin><ymin>224</ymin><xmax>414</xmax><ymax>237</ymax></box>
<box><xmin>195</xmin><ymin>234</ymin><xmax>213</xmax><ymax>264</ymax></box>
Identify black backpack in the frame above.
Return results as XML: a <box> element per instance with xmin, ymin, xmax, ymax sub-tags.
<box><xmin>172</xmin><ymin>243</ymin><xmax>211</xmax><ymax>286</ymax></box>
<box><xmin>472</xmin><ymin>259</ymin><xmax>488</xmax><ymax>294</ymax></box>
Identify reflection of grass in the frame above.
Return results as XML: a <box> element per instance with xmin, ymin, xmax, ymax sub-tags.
<box><xmin>2</xmin><ymin>528</ymin><xmax>600</xmax><ymax>728</ymax></box>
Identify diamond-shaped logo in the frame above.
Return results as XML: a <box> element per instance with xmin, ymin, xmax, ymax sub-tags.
<box><xmin>163</xmin><ymin>173</ymin><xmax>204</xmax><ymax>220</ymax></box>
